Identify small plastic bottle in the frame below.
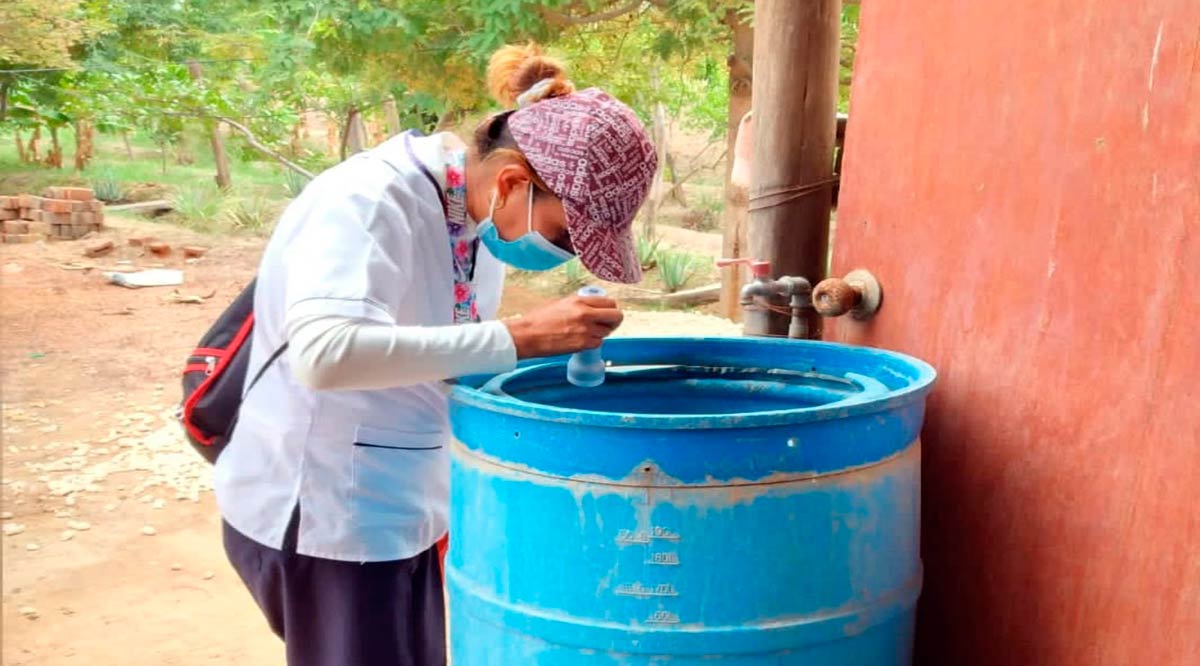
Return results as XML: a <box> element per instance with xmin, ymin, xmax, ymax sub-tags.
<box><xmin>567</xmin><ymin>286</ymin><xmax>607</xmax><ymax>388</ymax></box>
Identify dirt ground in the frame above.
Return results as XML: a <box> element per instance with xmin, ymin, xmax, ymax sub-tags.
<box><xmin>0</xmin><ymin>214</ymin><xmax>739</xmax><ymax>665</ymax></box>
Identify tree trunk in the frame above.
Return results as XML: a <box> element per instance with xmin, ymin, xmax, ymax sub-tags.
<box><xmin>290</xmin><ymin>121</ymin><xmax>304</xmax><ymax>157</ymax></box>
<box><xmin>644</xmin><ymin>63</ymin><xmax>669</xmax><ymax>239</ymax></box>
<box><xmin>73</xmin><ymin>120</ymin><xmax>95</xmax><ymax>171</ymax></box>
<box><xmin>160</xmin><ymin>143</ymin><xmax>168</xmax><ymax>175</ymax></box>
<box><xmin>383</xmin><ymin>97</ymin><xmax>403</xmax><ymax>137</ymax></box>
<box><xmin>338</xmin><ymin>108</ymin><xmax>354</xmax><ymax>161</ymax></box>
<box><xmin>0</xmin><ymin>82</ymin><xmax>9</xmax><ymax>123</ymax></box>
<box><xmin>186</xmin><ymin>61</ymin><xmax>232</xmax><ymax>189</ymax></box>
<box><xmin>27</xmin><ymin>126</ymin><xmax>41</xmax><ymax>163</ymax></box>
<box><xmin>345</xmin><ymin>107</ymin><xmax>367</xmax><ymax>156</ymax></box>
<box><xmin>122</xmin><ymin>131</ymin><xmax>134</xmax><ymax>159</ymax></box>
<box><xmin>748</xmin><ymin>0</ymin><xmax>841</xmax><ymax>337</ymax></box>
<box><xmin>47</xmin><ymin>126</ymin><xmax>63</xmax><ymax>168</ymax></box>
<box><xmin>15</xmin><ymin>129</ymin><xmax>26</xmax><ymax>163</ymax></box>
<box><xmin>665</xmin><ymin>149</ymin><xmax>688</xmax><ymax>207</ymax></box>
<box><xmin>324</xmin><ymin>113</ymin><xmax>340</xmax><ymax>158</ymax></box>
<box><xmin>719</xmin><ymin>9</ymin><xmax>755</xmax><ymax>321</ymax></box>
<box><xmin>208</xmin><ymin>120</ymin><xmax>232</xmax><ymax>189</ymax></box>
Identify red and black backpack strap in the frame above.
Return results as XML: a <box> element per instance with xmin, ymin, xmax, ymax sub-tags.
<box><xmin>180</xmin><ymin>278</ymin><xmax>286</xmax><ymax>463</ymax></box>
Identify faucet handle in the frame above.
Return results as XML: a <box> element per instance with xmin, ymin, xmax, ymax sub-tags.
<box><xmin>716</xmin><ymin>258</ymin><xmax>772</xmax><ymax>278</ymax></box>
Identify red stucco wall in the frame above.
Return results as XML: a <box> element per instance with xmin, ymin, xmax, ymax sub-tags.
<box><xmin>830</xmin><ymin>1</ymin><xmax>1200</xmax><ymax>663</ymax></box>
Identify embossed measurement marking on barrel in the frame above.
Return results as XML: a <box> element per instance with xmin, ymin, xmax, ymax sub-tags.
<box><xmin>614</xmin><ymin>582</ymin><xmax>679</xmax><ymax>598</ymax></box>
<box><xmin>645</xmin><ymin>610</ymin><xmax>681</xmax><ymax>625</ymax></box>
<box><xmin>616</xmin><ymin>527</ymin><xmax>681</xmax><ymax>545</ymax></box>
<box><xmin>646</xmin><ymin>551</ymin><xmax>680</xmax><ymax>566</ymax></box>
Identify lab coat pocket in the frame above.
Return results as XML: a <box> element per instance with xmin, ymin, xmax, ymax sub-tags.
<box><xmin>350</xmin><ymin>425</ymin><xmax>449</xmax><ymax>518</ymax></box>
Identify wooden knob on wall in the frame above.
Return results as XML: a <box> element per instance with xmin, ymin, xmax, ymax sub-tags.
<box><xmin>813</xmin><ymin>279</ymin><xmax>861</xmax><ymax>317</ymax></box>
<box><xmin>811</xmin><ymin>269</ymin><xmax>883</xmax><ymax>320</ymax></box>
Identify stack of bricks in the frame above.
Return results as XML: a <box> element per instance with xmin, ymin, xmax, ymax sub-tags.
<box><xmin>0</xmin><ymin>187</ymin><xmax>105</xmax><ymax>243</ymax></box>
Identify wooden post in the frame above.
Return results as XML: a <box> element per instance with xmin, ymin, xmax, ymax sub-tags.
<box><xmin>749</xmin><ymin>0</ymin><xmax>841</xmax><ymax>337</ymax></box>
<box><xmin>719</xmin><ymin>9</ymin><xmax>755</xmax><ymax>321</ymax></box>
<box><xmin>187</xmin><ymin>61</ymin><xmax>232</xmax><ymax>190</ymax></box>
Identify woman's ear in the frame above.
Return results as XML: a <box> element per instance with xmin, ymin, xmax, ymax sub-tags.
<box><xmin>492</xmin><ymin>164</ymin><xmax>532</xmax><ymax>211</ymax></box>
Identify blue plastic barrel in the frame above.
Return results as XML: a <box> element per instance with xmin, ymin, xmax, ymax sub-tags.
<box><xmin>448</xmin><ymin>337</ymin><xmax>936</xmax><ymax>665</ymax></box>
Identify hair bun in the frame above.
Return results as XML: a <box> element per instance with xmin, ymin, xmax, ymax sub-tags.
<box><xmin>487</xmin><ymin>42</ymin><xmax>575</xmax><ymax>109</ymax></box>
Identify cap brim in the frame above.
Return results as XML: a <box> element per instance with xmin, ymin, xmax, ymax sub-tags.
<box><xmin>562</xmin><ymin>198</ymin><xmax>643</xmax><ymax>284</ymax></box>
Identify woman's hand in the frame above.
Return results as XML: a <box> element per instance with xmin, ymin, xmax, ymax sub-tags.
<box><xmin>504</xmin><ymin>295</ymin><xmax>624</xmax><ymax>359</ymax></box>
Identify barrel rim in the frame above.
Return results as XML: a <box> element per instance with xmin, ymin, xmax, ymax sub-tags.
<box><xmin>452</xmin><ymin>337</ymin><xmax>936</xmax><ymax>430</ymax></box>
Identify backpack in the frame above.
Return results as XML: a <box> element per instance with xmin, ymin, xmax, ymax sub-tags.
<box><xmin>179</xmin><ymin>278</ymin><xmax>287</xmax><ymax>463</ymax></box>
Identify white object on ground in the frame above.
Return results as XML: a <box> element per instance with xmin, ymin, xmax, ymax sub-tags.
<box><xmin>105</xmin><ymin>269</ymin><xmax>184</xmax><ymax>288</ymax></box>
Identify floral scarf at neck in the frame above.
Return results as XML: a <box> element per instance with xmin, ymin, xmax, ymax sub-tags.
<box><xmin>404</xmin><ymin>131</ymin><xmax>479</xmax><ymax>325</ymax></box>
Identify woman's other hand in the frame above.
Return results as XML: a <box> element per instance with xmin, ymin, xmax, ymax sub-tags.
<box><xmin>504</xmin><ymin>294</ymin><xmax>624</xmax><ymax>359</ymax></box>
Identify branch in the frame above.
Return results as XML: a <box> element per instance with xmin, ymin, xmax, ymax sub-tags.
<box><xmin>217</xmin><ymin>116</ymin><xmax>315</xmax><ymax>180</ymax></box>
<box><xmin>541</xmin><ymin>0</ymin><xmax>644</xmax><ymax>26</ymax></box>
<box><xmin>678</xmin><ymin>140</ymin><xmax>726</xmax><ymax>184</ymax></box>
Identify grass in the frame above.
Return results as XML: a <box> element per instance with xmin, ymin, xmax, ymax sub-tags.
<box><xmin>0</xmin><ymin>125</ymin><xmax>316</xmax><ymax>236</ymax></box>
<box><xmin>173</xmin><ymin>183</ymin><xmax>226</xmax><ymax>231</ymax></box>
<box><xmin>1</xmin><ymin>126</ymin><xmax>302</xmax><ymax>204</ymax></box>
<box><xmin>225</xmin><ymin>197</ymin><xmax>278</xmax><ymax>235</ymax></box>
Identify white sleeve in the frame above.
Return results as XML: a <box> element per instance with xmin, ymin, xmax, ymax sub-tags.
<box><xmin>285</xmin><ymin>312</ymin><xmax>518</xmax><ymax>391</ymax></box>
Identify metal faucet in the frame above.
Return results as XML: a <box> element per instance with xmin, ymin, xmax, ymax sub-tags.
<box><xmin>717</xmin><ymin>259</ymin><xmax>813</xmax><ymax>338</ymax></box>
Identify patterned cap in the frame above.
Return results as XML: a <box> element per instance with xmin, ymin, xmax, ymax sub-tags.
<box><xmin>508</xmin><ymin>88</ymin><xmax>657</xmax><ymax>284</ymax></box>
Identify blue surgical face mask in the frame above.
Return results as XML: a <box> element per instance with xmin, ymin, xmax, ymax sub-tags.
<box><xmin>476</xmin><ymin>185</ymin><xmax>574</xmax><ymax>272</ymax></box>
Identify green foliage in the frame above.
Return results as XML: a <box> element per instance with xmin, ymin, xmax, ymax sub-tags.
<box><xmin>172</xmin><ymin>182</ymin><xmax>225</xmax><ymax>227</ymax></box>
<box><xmin>657</xmin><ymin>249</ymin><xmax>700</xmax><ymax>293</ymax></box>
<box><xmin>91</xmin><ymin>170</ymin><xmax>125</xmax><ymax>202</ymax></box>
<box><xmin>0</xmin><ymin>0</ymin><xmax>100</xmax><ymax>70</ymax></box>
<box><xmin>839</xmin><ymin>3</ymin><xmax>861</xmax><ymax>112</ymax></box>
<box><xmin>636</xmin><ymin>234</ymin><xmax>662</xmax><ymax>270</ymax></box>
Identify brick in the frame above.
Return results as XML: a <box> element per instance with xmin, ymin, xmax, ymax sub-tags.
<box><xmin>3</xmin><ymin>234</ymin><xmax>39</xmax><ymax>244</ymax></box>
<box><xmin>84</xmin><ymin>239</ymin><xmax>114</xmax><ymax>257</ymax></box>
<box><xmin>42</xmin><ymin>186</ymin><xmax>63</xmax><ymax>199</ymax></box>
<box><xmin>147</xmin><ymin>242</ymin><xmax>172</xmax><ymax>257</ymax></box>
<box><xmin>18</xmin><ymin>194</ymin><xmax>42</xmax><ymax>209</ymax></box>
<box><xmin>3</xmin><ymin>221</ymin><xmax>29</xmax><ymax>234</ymax></box>
<box><xmin>0</xmin><ymin>196</ymin><xmax>18</xmax><ymax>210</ymax></box>
<box><xmin>70</xmin><ymin>212</ymin><xmax>96</xmax><ymax>225</ymax></box>
<box><xmin>71</xmin><ymin>200</ymin><xmax>88</xmax><ymax>212</ymax></box>
<box><xmin>43</xmin><ymin>198</ymin><xmax>73</xmax><ymax>214</ymax></box>
<box><xmin>27</xmin><ymin>221</ymin><xmax>51</xmax><ymax>236</ymax></box>
<box><xmin>182</xmin><ymin>245</ymin><xmax>209</xmax><ymax>258</ymax></box>
<box><xmin>128</xmin><ymin>236</ymin><xmax>155</xmax><ymax>247</ymax></box>
<box><xmin>43</xmin><ymin>211</ymin><xmax>72</xmax><ymax>225</ymax></box>
<box><xmin>87</xmin><ymin>200</ymin><xmax>105</xmax><ymax>212</ymax></box>
<box><xmin>0</xmin><ymin>209</ymin><xmax>17</xmax><ymax>221</ymax></box>
<box><xmin>60</xmin><ymin>187</ymin><xmax>95</xmax><ymax>202</ymax></box>
<box><xmin>71</xmin><ymin>224</ymin><xmax>93</xmax><ymax>238</ymax></box>
<box><xmin>25</xmin><ymin>209</ymin><xmax>42</xmax><ymax>222</ymax></box>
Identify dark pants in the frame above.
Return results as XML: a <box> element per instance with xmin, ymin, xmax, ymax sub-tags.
<box><xmin>223</xmin><ymin>517</ymin><xmax>446</xmax><ymax>666</ymax></box>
